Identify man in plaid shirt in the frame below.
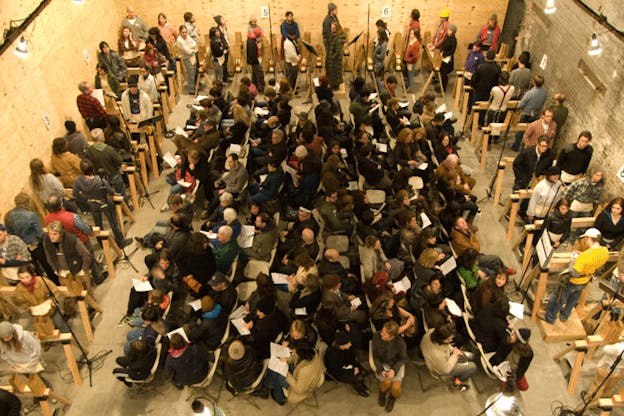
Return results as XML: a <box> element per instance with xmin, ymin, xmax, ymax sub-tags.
<box><xmin>76</xmin><ymin>81</ymin><xmax>108</xmax><ymax>130</ymax></box>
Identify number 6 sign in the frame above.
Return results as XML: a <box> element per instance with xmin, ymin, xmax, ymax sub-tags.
<box><xmin>381</xmin><ymin>6</ymin><xmax>391</xmax><ymax>18</ymax></box>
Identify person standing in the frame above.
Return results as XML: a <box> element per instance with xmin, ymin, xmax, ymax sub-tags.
<box><xmin>540</xmin><ymin>228</ymin><xmax>609</xmax><ymax>324</ymax></box>
<box><xmin>373</xmin><ymin>29</ymin><xmax>388</xmax><ymax>93</ymax></box>
<box><xmin>280</xmin><ymin>11</ymin><xmax>300</xmax><ymax>60</ymax></box>
<box><xmin>209</xmin><ymin>27</ymin><xmax>226</xmax><ymax>84</ymax></box>
<box><xmin>429</xmin><ymin>8</ymin><xmax>451</xmax><ymax>51</ymax></box>
<box><xmin>323</xmin><ymin>3</ymin><xmax>339</xmax><ymax>67</ymax></box>
<box><xmin>176</xmin><ymin>25</ymin><xmax>198</xmax><ymax>95</ymax></box>
<box><xmin>550</xmin><ymin>93</ymin><xmax>569</xmax><ymax>144</ymax></box>
<box><xmin>183</xmin><ymin>12</ymin><xmax>199</xmax><ymax>43</ymax></box>
<box><xmin>525</xmin><ymin>166</ymin><xmax>562</xmax><ymax>223</ymax></box>
<box><xmin>477</xmin><ymin>14</ymin><xmax>500</xmax><ymax>51</ymax></box>
<box><xmin>403</xmin><ymin>29</ymin><xmax>420</xmax><ymax>92</ymax></box>
<box><xmin>326</xmin><ymin>22</ymin><xmax>345</xmax><ymax>90</ymax></box>
<box><xmin>246</xmin><ymin>27</ymin><xmax>266</xmax><ymax>93</ymax></box>
<box><xmin>121</xmin><ymin>6</ymin><xmax>148</xmax><ymax>43</ymax></box>
<box><xmin>214</xmin><ymin>15</ymin><xmax>231</xmax><ymax>82</ymax></box>
<box><xmin>512</xmin><ymin>75</ymin><xmax>547</xmax><ymax>151</ymax></box>
<box><xmin>284</xmin><ymin>27</ymin><xmax>300</xmax><ymax>89</ymax></box>
<box><xmin>439</xmin><ymin>25</ymin><xmax>457</xmax><ymax>92</ymax></box>
<box><xmin>557</xmin><ymin>131</ymin><xmax>593</xmax><ymax>185</ymax></box>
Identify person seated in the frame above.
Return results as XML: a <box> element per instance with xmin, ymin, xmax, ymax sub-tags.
<box><xmin>0</xmin><ymin>321</ymin><xmax>42</xmax><ymax>371</ymax></box>
<box><xmin>122</xmin><ymin>288</ymin><xmax>170</xmax><ymax>328</ymax></box>
<box><xmin>165</xmin><ymin>333</ymin><xmax>210</xmax><ymax>390</ymax></box>
<box><xmin>321</xmin><ymin>274</ymin><xmax>367</xmax><ymax>326</ymax></box>
<box><xmin>0</xmin><ymin>389</ymin><xmax>21</xmax><ymax>416</ymax></box>
<box><xmin>136</xmin><ymin>195</ymin><xmax>193</xmax><ymax>248</ymax></box>
<box><xmin>360</xmin><ymin>236</ymin><xmax>404</xmax><ymax>282</ymax></box>
<box><xmin>282</xmin><ymin>319</ymin><xmax>318</xmax><ymax>352</ymax></box>
<box><xmin>211</xmin><ymin>226</ymin><xmax>239</xmax><ymax>274</ymax></box>
<box><xmin>325</xmin><ymin>328</ymin><xmax>369</xmax><ymax>397</ymax></box>
<box><xmin>594</xmin><ymin>197</ymin><xmax>624</xmax><ymax>250</ymax></box>
<box><xmin>471</xmin><ymin>298</ymin><xmax>513</xmax><ymax>368</ymax></box>
<box><xmin>393</xmin><ymin>128</ymin><xmax>428</xmax><ymax>179</ymax></box>
<box><xmin>420</xmin><ymin>322</ymin><xmax>477</xmax><ymax>391</ymax></box>
<box><xmin>49</xmin><ymin>138</ymin><xmax>82</xmax><ymax>189</ymax></box>
<box><xmin>205</xmin><ymin>272</ymin><xmax>238</xmax><ymax>315</ymax></box>
<box><xmin>163</xmin><ymin>152</ymin><xmax>197</xmax><ymax>211</ymax></box>
<box><xmin>506</xmin><ymin>328</ymin><xmax>533</xmax><ymax>391</ymax></box>
<box><xmin>289</xmin><ymin>273</ymin><xmax>322</xmax><ymax>320</ymax></box>
<box><xmin>248</xmin><ymin>159</ymin><xmax>284</xmax><ymax>204</ymax></box>
<box><xmin>386</xmin><ymin>99</ymin><xmax>411</xmax><ymax>137</ymax></box>
<box><xmin>435</xmin><ymin>154</ymin><xmax>478</xmax><ymax>221</ymax></box>
<box><xmin>223</xmin><ymin>340</ymin><xmax>264</xmax><ymax>395</ymax></box>
<box><xmin>113</xmin><ymin>339</ymin><xmax>157</xmax><ymax>386</ymax></box>
<box><xmin>206</xmin><ymin>154</ymin><xmax>248</xmax><ymax>215</ymax></box>
<box><xmin>184</xmin><ymin>295</ymin><xmax>227</xmax><ymax>349</ymax></box>
<box><xmin>421</xmin><ymin>275</ymin><xmax>452</xmax><ymax>330</ymax></box>
<box><xmin>259</xmin><ymin>344</ymin><xmax>324</xmax><ymax>406</ymax></box>
<box><xmin>63</xmin><ymin>120</ymin><xmax>89</xmax><ymax>157</ymax></box>
<box><xmin>120</xmin><ymin>76</ymin><xmax>153</xmax><ymax>124</ymax></box>
<box><xmin>144</xmin><ymin>213</ymin><xmax>191</xmax><ymax>269</ymax></box>
<box><xmin>457</xmin><ymin>248</ymin><xmax>489</xmax><ymax>291</ymax></box>
<box><xmin>201</xmin><ymin>192</ymin><xmax>234</xmax><ymax>228</ymax></box>
<box><xmin>356</xmin><ymin>145</ymin><xmax>392</xmax><ymax>192</ymax></box>
<box><xmin>118</xmin><ymin>27</ymin><xmax>142</xmax><ymax>67</ymax></box>
<box><xmin>276</xmin><ymin>228</ymin><xmax>319</xmax><ymax>275</ymax></box>
<box><xmin>243</xmin><ymin>298</ymin><xmax>288</xmax><ymax>359</ymax></box>
<box><xmin>206</xmin><ymin>208</ymin><xmax>242</xmax><ymax>241</ymax></box>
<box><xmin>433</xmin><ymin>131</ymin><xmax>458</xmax><ymax>166</ymax></box>
<box><xmin>321</xmin><ymin>155</ymin><xmax>354</xmax><ymax>213</ymax></box>
<box><xmin>245</xmin><ymin>273</ymin><xmax>278</xmax><ymax>316</ymax></box>
<box><xmin>372</xmin><ymin>321</ymin><xmax>407</xmax><ymax>412</ymax></box>
<box><xmin>318</xmin><ymin>249</ymin><xmax>358</xmax><ymax>295</ymax></box>
<box><xmin>241</xmin><ymin>213</ymin><xmax>278</xmax><ymax>263</ymax></box>
<box><xmin>370</xmin><ymin>292</ymin><xmax>417</xmax><ymax>342</ymax></box>
<box><xmin>124</xmin><ymin>304</ymin><xmax>169</xmax><ymax>354</ymax></box>
<box><xmin>316</xmin><ymin>191</ymin><xmax>354</xmax><ymax>237</ymax></box>
<box><xmin>450</xmin><ymin>217</ymin><xmax>515</xmax><ymax>276</ymax></box>
<box><xmin>138</xmin><ymin>64</ymin><xmax>159</xmax><ymax>103</ymax></box>
<box><xmin>470</xmin><ymin>269</ymin><xmax>509</xmax><ymax>315</ymax></box>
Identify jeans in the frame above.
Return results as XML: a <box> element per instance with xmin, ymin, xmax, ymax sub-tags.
<box><xmin>570</xmin><ymin>210</ymin><xmax>593</xmax><ymax>242</ymax></box>
<box><xmin>109</xmin><ymin>173</ymin><xmax>131</xmax><ymax>209</ymax></box>
<box><xmin>88</xmin><ymin>201</ymin><xmax>125</xmax><ymax>247</ymax></box>
<box><xmin>166</xmin><ymin>175</ymin><xmax>185</xmax><ymax>198</ymax></box>
<box><xmin>263</xmin><ymin>369</ymin><xmax>290</xmax><ymax>403</ymax></box>
<box><xmin>450</xmin><ymin>360</ymin><xmax>477</xmax><ymax>382</ymax></box>
<box><xmin>250</xmin><ymin>64</ymin><xmax>265</xmax><ymax>92</ymax></box>
<box><xmin>545</xmin><ymin>281</ymin><xmax>586</xmax><ymax>322</ymax></box>
<box><xmin>285</xmin><ymin>63</ymin><xmax>298</xmax><ymax>89</ymax></box>
<box><xmin>213</xmin><ymin>61</ymin><xmax>223</xmax><ymax>85</ymax></box>
<box><xmin>51</xmin><ymin>309</ymin><xmax>71</xmax><ymax>333</ymax></box>
<box><xmin>406</xmin><ymin>63</ymin><xmax>416</xmax><ymax>91</ymax></box>
<box><xmin>182</xmin><ymin>57</ymin><xmax>197</xmax><ymax>94</ymax></box>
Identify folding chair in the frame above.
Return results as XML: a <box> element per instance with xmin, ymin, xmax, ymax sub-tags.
<box><xmin>286</xmin><ymin>372</ymin><xmax>325</xmax><ymax>415</ymax></box>
<box><xmin>225</xmin><ymin>359</ymin><xmax>269</xmax><ymax>409</ymax></box>
<box><xmin>185</xmin><ymin>347</ymin><xmax>222</xmax><ymax>400</ymax></box>
<box><xmin>236</xmin><ymin>281</ymin><xmax>257</xmax><ymax>303</ymax></box>
<box><xmin>121</xmin><ymin>343</ymin><xmax>163</xmax><ymax>397</ymax></box>
<box><xmin>462</xmin><ymin>313</ymin><xmax>496</xmax><ymax>379</ymax></box>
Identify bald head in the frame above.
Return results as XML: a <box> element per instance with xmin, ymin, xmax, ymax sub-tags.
<box><xmin>91</xmin><ymin>128</ymin><xmax>105</xmax><ymax>143</ymax></box>
<box><xmin>324</xmin><ymin>248</ymin><xmax>340</xmax><ymax>262</ymax></box>
<box><xmin>301</xmin><ymin>228</ymin><xmax>315</xmax><ymax>244</ymax></box>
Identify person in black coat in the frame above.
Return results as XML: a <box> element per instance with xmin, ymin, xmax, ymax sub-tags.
<box><xmin>244</xmin><ymin>297</ymin><xmax>288</xmax><ymax>359</ymax></box>
<box><xmin>325</xmin><ymin>329</ymin><xmax>369</xmax><ymax>396</ymax></box>
<box><xmin>223</xmin><ymin>340</ymin><xmax>264</xmax><ymax>394</ymax></box>
<box><xmin>246</xmin><ymin>28</ymin><xmax>265</xmax><ymax>93</ymax></box>
<box><xmin>472</xmin><ymin>298</ymin><xmax>512</xmax><ymax>366</ymax></box>
<box><xmin>184</xmin><ymin>295</ymin><xmax>228</xmax><ymax>349</ymax></box>
<box><xmin>145</xmin><ymin>213</ymin><xmax>191</xmax><ymax>270</ymax></box>
<box><xmin>512</xmin><ymin>137</ymin><xmax>554</xmax><ymax>191</ymax></box>
<box><xmin>165</xmin><ymin>333</ymin><xmax>210</xmax><ymax>388</ymax></box>
<box><xmin>113</xmin><ymin>339</ymin><xmax>158</xmax><ymax>385</ymax></box>
<box><xmin>439</xmin><ymin>25</ymin><xmax>458</xmax><ymax>91</ymax></box>
<box><xmin>289</xmin><ymin>273</ymin><xmax>322</xmax><ymax>320</ymax></box>
<box><xmin>179</xmin><ymin>232</ymin><xmax>217</xmax><ymax>298</ymax></box>
<box><xmin>471</xmin><ymin>49</ymin><xmax>501</xmax><ymax>125</ymax></box>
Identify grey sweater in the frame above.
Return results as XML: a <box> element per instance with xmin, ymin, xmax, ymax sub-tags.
<box><xmin>372</xmin><ymin>332</ymin><xmax>407</xmax><ymax>376</ymax></box>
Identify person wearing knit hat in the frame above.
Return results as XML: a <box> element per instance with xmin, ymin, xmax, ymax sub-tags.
<box><xmin>0</xmin><ymin>321</ymin><xmax>43</xmax><ymax>370</ymax></box>
<box><xmin>228</xmin><ymin>340</ymin><xmax>245</xmax><ymax>360</ymax></box>
<box><xmin>201</xmin><ymin>295</ymin><xmax>215</xmax><ymax>312</ymax></box>
<box><xmin>322</xmin><ymin>2</ymin><xmax>340</xmax><ymax>51</ymax></box>
<box><xmin>246</xmin><ymin>22</ymin><xmax>266</xmax><ymax>93</ymax></box>
<box><xmin>429</xmin><ymin>8</ymin><xmax>451</xmax><ymax>50</ymax></box>
<box><xmin>507</xmin><ymin>327</ymin><xmax>534</xmax><ymax>391</ymax></box>
<box><xmin>325</xmin><ymin>328</ymin><xmax>369</xmax><ymax>397</ymax></box>
<box><xmin>223</xmin><ymin>340</ymin><xmax>264</xmax><ymax>395</ymax></box>
<box><xmin>247</xmin><ymin>297</ymin><xmax>287</xmax><ymax>360</ymax></box>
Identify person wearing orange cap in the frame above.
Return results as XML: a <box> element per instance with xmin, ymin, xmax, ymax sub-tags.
<box><xmin>429</xmin><ymin>7</ymin><xmax>451</xmax><ymax>50</ymax></box>
<box><xmin>246</xmin><ymin>20</ymin><xmax>266</xmax><ymax>93</ymax></box>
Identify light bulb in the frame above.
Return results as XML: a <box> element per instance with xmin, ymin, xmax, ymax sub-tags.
<box><xmin>544</xmin><ymin>0</ymin><xmax>557</xmax><ymax>14</ymax></box>
<box><xmin>588</xmin><ymin>33</ymin><xmax>603</xmax><ymax>56</ymax></box>
<box><xmin>13</xmin><ymin>37</ymin><xmax>29</xmax><ymax>58</ymax></box>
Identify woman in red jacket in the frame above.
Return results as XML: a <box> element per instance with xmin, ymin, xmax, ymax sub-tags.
<box><xmin>478</xmin><ymin>14</ymin><xmax>500</xmax><ymax>52</ymax></box>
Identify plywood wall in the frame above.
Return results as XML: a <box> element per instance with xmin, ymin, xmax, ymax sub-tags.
<box><xmin>128</xmin><ymin>0</ymin><xmax>509</xmax><ymax>70</ymax></box>
<box><xmin>0</xmin><ymin>1</ymin><xmax>121</xmax><ymax>216</ymax></box>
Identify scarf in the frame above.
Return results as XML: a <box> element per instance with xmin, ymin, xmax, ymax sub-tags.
<box><xmin>22</xmin><ymin>278</ymin><xmax>37</xmax><ymax>293</ymax></box>
<box><xmin>168</xmin><ymin>342</ymin><xmax>189</xmax><ymax>358</ymax></box>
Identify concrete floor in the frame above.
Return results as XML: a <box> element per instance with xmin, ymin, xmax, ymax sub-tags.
<box><xmin>1</xmin><ymin>70</ymin><xmax>615</xmax><ymax>416</ymax></box>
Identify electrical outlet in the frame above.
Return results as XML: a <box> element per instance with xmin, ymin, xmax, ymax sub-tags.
<box><xmin>42</xmin><ymin>113</ymin><xmax>51</xmax><ymax>130</ymax></box>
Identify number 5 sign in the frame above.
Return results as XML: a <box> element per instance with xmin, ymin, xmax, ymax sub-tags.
<box><xmin>260</xmin><ymin>6</ymin><xmax>269</xmax><ymax>19</ymax></box>
<box><xmin>381</xmin><ymin>6</ymin><xmax>391</xmax><ymax>18</ymax></box>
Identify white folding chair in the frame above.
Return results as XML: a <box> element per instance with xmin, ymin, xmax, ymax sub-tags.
<box><xmin>185</xmin><ymin>348</ymin><xmax>222</xmax><ymax>400</ymax></box>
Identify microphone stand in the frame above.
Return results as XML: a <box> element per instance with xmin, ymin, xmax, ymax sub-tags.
<box><xmin>575</xmin><ymin>347</ymin><xmax>624</xmax><ymax>415</ymax></box>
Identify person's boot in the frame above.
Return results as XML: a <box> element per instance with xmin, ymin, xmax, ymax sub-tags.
<box><xmin>385</xmin><ymin>396</ymin><xmax>396</xmax><ymax>412</ymax></box>
<box><xmin>378</xmin><ymin>389</ymin><xmax>388</xmax><ymax>407</ymax></box>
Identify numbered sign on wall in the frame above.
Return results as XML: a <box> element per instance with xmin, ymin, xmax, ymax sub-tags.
<box><xmin>618</xmin><ymin>162</ymin><xmax>624</xmax><ymax>183</ymax></box>
<box><xmin>381</xmin><ymin>6</ymin><xmax>391</xmax><ymax>18</ymax></box>
<box><xmin>260</xmin><ymin>6</ymin><xmax>269</xmax><ymax>19</ymax></box>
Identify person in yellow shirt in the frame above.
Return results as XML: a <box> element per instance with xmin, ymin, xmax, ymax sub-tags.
<box><xmin>540</xmin><ymin>228</ymin><xmax>609</xmax><ymax>323</ymax></box>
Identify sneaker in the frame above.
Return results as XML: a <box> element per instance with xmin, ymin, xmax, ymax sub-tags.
<box><xmin>134</xmin><ymin>236</ymin><xmax>146</xmax><ymax>248</ymax></box>
<box><xmin>537</xmin><ymin>311</ymin><xmax>554</xmax><ymax>324</ymax></box>
<box><xmin>160</xmin><ymin>203</ymin><xmax>170</xmax><ymax>212</ymax></box>
<box><xmin>506</xmin><ymin>267</ymin><xmax>517</xmax><ymax>276</ymax></box>
<box><xmin>516</xmin><ymin>376</ymin><xmax>529</xmax><ymax>391</ymax></box>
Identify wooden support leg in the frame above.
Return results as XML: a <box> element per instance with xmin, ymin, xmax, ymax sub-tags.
<box><xmin>77</xmin><ymin>299</ymin><xmax>94</xmax><ymax>344</ymax></box>
<box><xmin>97</xmin><ymin>233</ymin><xmax>116</xmax><ymax>280</ymax></box>
<box><xmin>114</xmin><ymin>200</ymin><xmax>126</xmax><ymax>237</ymax></box>
<box><xmin>471</xmin><ymin>110</ymin><xmax>480</xmax><ymax>145</ymax></box>
<box><xmin>507</xmin><ymin>200</ymin><xmax>519</xmax><ymax>240</ymax></box>
<box><xmin>126</xmin><ymin>169</ymin><xmax>139</xmax><ymax>213</ymax></box>
<box><xmin>522</xmin><ymin>230</ymin><xmax>535</xmax><ymax>275</ymax></box>
<box><xmin>499</xmin><ymin>198</ymin><xmax>512</xmax><ymax>222</ymax></box>
<box><xmin>493</xmin><ymin>162</ymin><xmax>505</xmax><ymax>206</ymax></box>
<box><xmin>480</xmin><ymin>131</ymin><xmax>490</xmax><ymax>170</ymax></box>
<box><xmin>577</xmin><ymin>284</ymin><xmax>591</xmax><ymax>313</ymax></box>
<box><xmin>62</xmin><ymin>335</ymin><xmax>82</xmax><ymax>386</ymax></box>
<box><xmin>419</xmin><ymin>71</ymin><xmax>435</xmax><ymax>98</ymax></box>
<box><xmin>568</xmin><ymin>346</ymin><xmax>587</xmax><ymax>394</ymax></box>
<box><xmin>436</xmin><ymin>70</ymin><xmax>445</xmax><ymax>95</ymax></box>
<box><xmin>138</xmin><ymin>148</ymin><xmax>149</xmax><ymax>189</ymax></box>
<box><xmin>532</xmin><ymin>270</ymin><xmax>550</xmax><ymax>322</ymax></box>
<box><xmin>147</xmin><ymin>134</ymin><xmax>159</xmax><ymax>179</ymax></box>
<box><xmin>167</xmin><ymin>72</ymin><xmax>177</xmax><ymax>107</ymax></box>
<box><xmin>48</xmin><ymin>389</ymin><xmax>72</xmax><ymax>406</ymax></box>
<box><xmin>454</xmin><ymin>73</ymin><xmax>464</xmax><ymax>109</ymax></box>
<box><xmin>176</xmin><ymin>59</ymin><xmax>183</xmax><ymax>91</ymax></box>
